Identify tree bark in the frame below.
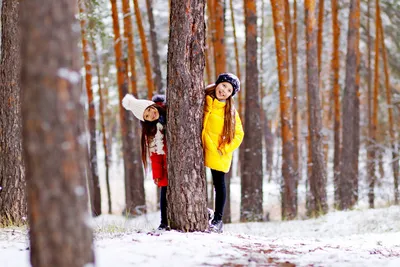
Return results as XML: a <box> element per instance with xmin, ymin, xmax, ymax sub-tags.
<box><xmin>90</xmin><ymin>32</ymin><xmax>112</xmax><ymax>214</ymax></box>
<box><xmin>213</xmin><ymin>0</ymin><xmax>226</xmax><ymax>76</ymax></box>
<box><xmin>122</xmin><ymin>0</ymin><xmax>138</xmax><ymax>96</ymax></box>
<box><xmin>110</xmin><ymin>0</ymin><xmax>145</xmax><ymax>215</ymax></box>
<box><xmin>378</xmin><ymin>4</ymin><xmax>399</xmax><ymax>204</ymax></box>
<box><xmin>79</xmin><ymin>0</ymin><xmax>101</xmax><ymax>217</ymax></box>
<box><xmin>133</xmin><ymin>0</ymin><xmax>154</xmax><ymax>99</ymax></box>
<box><xmin>146</xmin><ymin>0</ymin><xmax>164</xmax><ymax>93</ymax></box>
<box><xmin>0</xmin><ymin>0</ymin><xmax>27</xmax><ymax>226</ymax></box>
<box><xmin>20</xmin><ymin>0</ymin><xmax>95</xmax><ymax>265</ymax></box>
<box><xmin>331</xmin><ymin>0</ymin><xmax>341</xmax><ymax>208</ymax></box>
<box><xmin>166</xmin><ymin>0</ymin><xmax>208</xmax><ymax>232</ymax></box>
<box><xmin>339</xmin><ymin>0</ymin><xmax>361</xmax><ymax>210</ymax></box>
<box><xmin>271</xmin><ymin>0</ymin><xmax>297</xmax><ymax>220</ymax></box>
<box><xmin>291</xmin><ymin>0</ymin><xmax>299</xmax><ymax>196</ymax></box>
<box><xmin>241</xmin><ymin>0</ymin><xmax>263</xmax><ymax>222</ymax></box>
<box><xmin>305</xmin><ymin>0</ymin><xmax>328</xmax><ymax>217</ymax></box>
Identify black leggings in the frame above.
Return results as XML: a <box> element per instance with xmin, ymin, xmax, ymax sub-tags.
<box><xmin>160</xmin><ymin>186</ymin><xmax>168</xmax><ymax>225</ymax></box>
<box><xmin>211</xmin><ymin>169</ymin><xmax>226</xmax><ymax>221</ymax></box>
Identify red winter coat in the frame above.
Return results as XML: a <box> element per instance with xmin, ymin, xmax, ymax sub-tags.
<box><xmin>149</xmin><ymin>96</ymin><xmax>168</xmax><ymax>187</ymax></box>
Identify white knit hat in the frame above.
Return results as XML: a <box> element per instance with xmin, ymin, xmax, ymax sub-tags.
<box><xmin>122</xmin><ymin>94</ymin><xmax>155</xmax><ymax>121</ymax></box>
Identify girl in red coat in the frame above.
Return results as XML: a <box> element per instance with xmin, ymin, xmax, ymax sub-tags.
<box><xmin>122</xmin><ymin>94</ymin><xmax>169</xmax><ymax>231</ymax></box>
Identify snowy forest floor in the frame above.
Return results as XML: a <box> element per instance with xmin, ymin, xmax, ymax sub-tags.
<box><xmin>2</xmin><ymin>206</ymin><xmax>400</xmax><ymax>267</ymax></box>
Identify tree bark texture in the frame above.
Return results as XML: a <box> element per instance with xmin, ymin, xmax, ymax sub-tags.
<box><xmin>122</xmin><ymin>0</ymin><xmax>138</xmax><ymax>96</ymax></box>
<box><xmin>331</xmin><ymin>0</ymin><xmax>341</xmax><ymax>208</ymax></box>
<box><xmin>166</xmin><ymin>0</ymin><xmax>208</xmax><ymax>232</ymax></box>
<box><xmin>270</xmin><ymin>0</ymin><xmax>297</xmax><ymax>220</ymax></box>
<box><xmin>20</xmin><ymin>0</ymin><xmax>95</xmax><ymax>265</ymax></box>
<box><xmin>305</xmin><ymin>0</ymin><xmax>328</xmax><ymax>217</ymax></box>
<box><xmin>79</xmin><ymin>0</ymin><xmax>101</xmax><ymax>217</ymax></box>
<box><xmin>213</xmin><ymin>0</ymin><xmax>226</xmax><ymax>76</ymax></box>
<box><xmin>241</xmin><ymin>0</ymin><xmax>263</xmax><ymax>222</ymax></box>
<box><xmin>110</xmin><ymin>0</ymin><xmax>145</xmax><ymax>215</ymax></box>
<box><xmin>146</xmin><ymin>0</ymin><xmax>164</xmax><ymax>93</ymax></box>
<box><xmin>133</xmin><ymin>0</ymin><xmax>154</xmax><ymax>99</ymax></box>
<box><xmin>0</xmin><ymin>0</ymin><xmax>27</xmax><ymax>226</ymax></box>
<box><xmin>339</xmin><ymin>0</ymin><xmax>360</xmax><ymax>210</ymax></box>
<box><xmin>291</xmin><ymin>0</ymin><xmax>299</xmax><ymax>194</ymax></box>
<box><xmin>378</xmin><ymin>4</ymin><xmax>399</xmax><ymax>204</ymax></box>
<box><xmin>91</xmin><ymin>35</ymin><xmax>112</xmax><ymax>214</ymax></box>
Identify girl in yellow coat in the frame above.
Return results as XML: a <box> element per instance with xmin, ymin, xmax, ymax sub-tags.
<box><xmin>202</xmin><ymin>73</ymin><xmax>244</xmax><ymax>233</ymax></box>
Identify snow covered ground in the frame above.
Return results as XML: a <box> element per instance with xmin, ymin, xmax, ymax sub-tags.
<box><xmin>2</xmin><ymin>206</ymin><xmax>400</xmax><ymax>267</ymax></box>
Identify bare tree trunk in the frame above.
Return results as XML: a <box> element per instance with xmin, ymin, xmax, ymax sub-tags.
<box><xmin>305</xmin><ymin>0</ymin><xmax>328</xmax><ymax>217</ymax></box>
<box><xmin>271</xmin><ymin>0</ymin><xmax>297</xmax><ymax>220</ymax></box>
<box><xmin>213</xmin><ymin>0</ymin><xmax>226</xmax><ymax>76</ymax></box>
<box><xmin>146</xmin><ymin>0</ymin><xmax>164</xmax><ymax>93</ymax></box>
<box><xmin>110</xmin><ymin>0</ymin><xmax>145</xmax><ymax>215</ymax></box>
<box><xmin>331</xmin><ymin>0</ymin><xmax>341</xmax><ymax>208</ymax></box>
<box><xmin>79</xmin><ymin>0</ymin><xmax>101</xmax><ymax>217</ymax></box>
<box><xmin>0</xmin><ymin>0</ymin><xmax>27</xmax><ymax>226</ymax></box>
<box><xmin>20</xmin><ymin>0</ymin><xmax>95</xmax><ymax>265</ymax></box>
<box><xmin>378</xmin><ymin>5</ymin><xmax>399</xmax><ymax>204</ymax></box>
<box><xmin>133</xmin><ymin>0</ymin><xmax>154</xmax><ymax>99</ymax></box>
<box><xmin>241</xmin><ymin>0</ymin><xmax>263</xmax><ymax>222</ymax></box>
<box><xmin>291</xmin><ymin>0</ymin><xmax>299</xmax><ymax>200</ymax></box>
<box><xmin>166</xmin><ymin>0</ymin><xmax>208</xmax><ymax>232</ymax></box>
<box><xmin>369</xmin><ymin>0</ymin><xmax>380</xmax><ymax>208</ymax></box>
<box><xmin>339</xmin><ymin>0</ymin><xmax>361</xmax><ymax>210</ymax></box>
<box><xmin>122</xmin><ymin>0</ymin><xmax>138</xmax><ymax>96</ymax></box>
<box><xmin>91</xmin><ymin>33</ymin><xmax>112</xmax><ymax>214</ymax></box>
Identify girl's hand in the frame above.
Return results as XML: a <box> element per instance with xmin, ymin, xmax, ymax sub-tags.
<box><xmin>154</xmin><ymin>178</ymin><xmax>160</xmax><ymax>185</ymax></box>
<box><xmin>217</xmin><ymin>149</ymin><xmax>223</xmax><ymax>156</ymax></box>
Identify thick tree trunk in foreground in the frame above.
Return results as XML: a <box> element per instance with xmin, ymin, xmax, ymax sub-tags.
<box><xmin>20</xmin><ymin>0</ymin><xmax>95</xmax><ymax>265</ymax></box>
<box><xmin>166</xmin><ymin>0</ymin><xmax>208</xmax><ymax>232</ymax></box>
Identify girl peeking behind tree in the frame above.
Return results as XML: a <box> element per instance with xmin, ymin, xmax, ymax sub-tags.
<box><xmin>203</xmin><ymin>73</ymin><xmax>244</xmax><ymax>233</ymax></box>
<box><xmin>122</xmin><ymin>94</ymin><xmax>169</xmax><ymax>231</ymax></box>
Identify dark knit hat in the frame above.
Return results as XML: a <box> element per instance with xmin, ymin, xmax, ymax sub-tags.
<box><xmin>215</xmin><ymin>73</ymin><xmax>240</xmax><ymax>96</ymax></box>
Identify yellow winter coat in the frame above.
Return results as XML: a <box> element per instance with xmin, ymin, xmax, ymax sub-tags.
<box><xmin>202</xmin><ymin>95</ymin><xmax>244</xmax><ymax>173</ymax></box>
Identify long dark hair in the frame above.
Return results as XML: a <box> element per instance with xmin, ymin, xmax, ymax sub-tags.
<box><xmin>205</xmin><ymin>84</ymin><xmax>236</xmax><ymax>145</ymax></box>
<box><xmin>140</xmin><ymin>104</ymin><xmax>166</xmax><ymax>169</ymax></box>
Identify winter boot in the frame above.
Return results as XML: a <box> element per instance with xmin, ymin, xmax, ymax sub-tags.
<box><xmin>157</xmin><ymin>223</ymin><xmax>170</xmax><ymax>231</ymax></box>
<box><xmin>210</xmin><ymin>219</ymin><xmax>223</xmax><ymax>233</ymax></box>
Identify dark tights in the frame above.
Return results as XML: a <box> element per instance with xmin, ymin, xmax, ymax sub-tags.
<box><xmin>211</xmin><ymin>169</ymin><xmax>226</xmax><ymax>221</ymax></box>
<box><xmin>160</xmin><ymin>186</ymin><xmax>168</xmax><ymax>225</ymax></box>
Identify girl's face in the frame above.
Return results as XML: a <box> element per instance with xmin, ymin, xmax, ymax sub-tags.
<box><xmin>215</xmin><ymin>82</ymin><xmax>233</xmax><ymax>101</ymax></box>
<box><xmin>143</xmin><ymin>106</ymin><xmax>160</xmax><ymax>122</ymax></box>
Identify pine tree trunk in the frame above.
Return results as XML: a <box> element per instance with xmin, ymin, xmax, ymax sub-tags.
<box><xmin>20</xmin><ymin>0</ymin><xmax>95</xmax><ymax>265</ymax></box>
<box><xmin>133</xmin><ymin>0</ymin><xmax>154</xmax><ymax>99</ymax></box>
<box><xmin>0</xmin><ymin>0</ymin><xmax>27</xmax><ymax>226</ymax></box>
<box><xmin>79</xmin><ymin>0</ymin><xmax>101</xmax><ymax>217</ymax></box>
<box><xmin>146</xmin><ymin>0</ymin><xmax>164</xmax><ymax>93</ymax></box>
<box><xmin>369</xmin><ymin>0</ymin><xmax>381</xmax><ymax>208</ymax></box>
<box><xmin>331</xmin><ymin>0</ymin><xmax>341</xmax><ymax>208</ymax></box>
<box><xmin>271</xmin><ymin>0</ymin><xmax>297</xmax><ymax>220</ymax></box>
<box><xmin>378</xmin><ymin>6</ymin><xmax>399</xmax><ymax>204</ymax></box>
<box><xmin>122</xmin><ymin>0</ymin><xmax>138</xmax><ymax>96</ymax></box>
<box><xmin>339</xmin><ymin>0</ymin><xmax>361</xmax><ymax>210</ymax></box>
<box><xmin>241</xmin><ymin>0</ymin><xmax>263</xmax><ymax>222</ymax></box>
<box><xmin>291</xmin><ymin>0</ymin><xmax>299</xmax><ymax>192</ymax></box>
<box><xmin>213</xmin><ymin>0</ymin><xmax>226</xmax><ymax>75</ymax></box>
<box><xmin>91</xmin><ymin>34</ymin><xmax>112</xmax><ymax>214</ymax></box>
<box><xmin>305</xmin><ymin>0</ymin><xmax>328</xmax><ymax>217</ymax></box>
<box><xmin>110</xmin><ymin>0</ymin><xmax>145</xmax><ymax>215</ymax></box>
<box><xmin>166</xmin><ymin>0</ymin><xmax>208</xmax><ymax>232</ymax></box>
